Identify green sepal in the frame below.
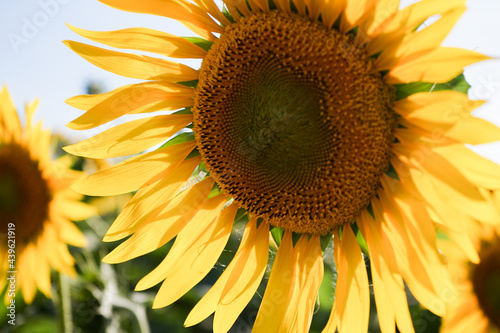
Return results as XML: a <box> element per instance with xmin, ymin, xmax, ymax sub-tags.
<box><xmin>185</xmin><ymin>148</ymin><xmax>200</xmax><ymax>160</ymax></box>
<box><xmin>183</xmin><ymin>37</ymin><xmax>214</xmax><ymax>52</ymax></box>
<box><xmin>178</xmin><ymin>79</ymin><xmax>199</xmax><ymax>89</ymax></box>
<box><xmin>351</xmin><ymin>223</ymin><xmax>370</xmax><ymax>257</ymax></box>
<box><xmin>292</xmin><ymin>232</ymin><xmax>302</xmax><ymax>247</ymax></box>
<box><xmin>222</xmin><ymin>6</ymin><xmax>236</xmax><ymax>23</ymax></box>
<box><xmin>385</xmin><ymin>161</ymin><xmax>400</xmax><ymax>180</ymax></box>
<box><xmin>234</xmin><ymin>208</ymin><xmax>249</xmax><ymax>224</ymax></box>
<box><xmin>172</xmin><ymin>107</ymin><xmax>192</xmax><ymax>115</ymax></box>
<box><xmin>320</xmin><ymin>234</ymin><xmax>333</xmax><ymax>252</ymax></box>
<box><xmin>366</xmin><ymin>203</ymin><xmax>375</xmax><ymax>219</ymax></box>
<box><xmin>160</xmin><ymin>132</ymin><xmax>195</xmax><ymax>149</ymax></box>
<box><xmin>395</xmin><ymin>73</ymin><xmax>471</xmax><ymax>100</ymax></box>
<box><xmin>270</xmin><ymin>227</ymin><xmax>284</xmax><ymax>246</ymax></box>
<box><xmin>208</xmin><ymin>183</ymin><xmax>222</xmax><ymax>199</ymax></box>
<box><xmin>436</xmin><ymin>228</ymin><xmax>450</xmax><ymax>241</ymax></box>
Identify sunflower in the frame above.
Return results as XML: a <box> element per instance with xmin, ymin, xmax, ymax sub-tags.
<box><xmin>0</xmin><ymin>87</ymin><xmax>94</xmax><ymax>304</ymax></box>
<box><xmin>440</xmin><ymin>191</ymin><xmax>500</xmax><ymax>333</ymax></box>
<box><xmin>64</xmin><ymin>0</ymin><xmax>500</xmax><ymax>331</ymax></box>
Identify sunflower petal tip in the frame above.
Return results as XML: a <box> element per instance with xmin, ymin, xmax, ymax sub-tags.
<box><xmin>101</xmin><ymin>253</ymin><xmax>118</xmax><ymax>264</ymax></box>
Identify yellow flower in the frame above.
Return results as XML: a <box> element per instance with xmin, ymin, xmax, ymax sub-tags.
<box><xmin>64</xmin><ymin>0</ymin><xmax>500</xmax><ymax>331</ymax></box>
<box><xmin>440</xmin><ymin>191</ymin><xmax>500</xmax><ymax>333</ymax></box>
<box><xmin>0</xmin><ymin>87</ymin><xmax>95</xmax><ymax>304</ymax></box>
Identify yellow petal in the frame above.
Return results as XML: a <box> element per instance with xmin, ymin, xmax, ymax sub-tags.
<box><xmin>375</xmin><ymin>5</ymin><xmax>465</xmax><ymax>71</ymax></box>
<box><xmin>302</xmin><ymin>0</ymin><xmax>325</xmax><ymax>21</ymax></box>
<box><xmin>98</xmin><ymin>0</ymin><xmax>223</xmax><ymax>40</ymax></box>
<box><xmin>0</xmin><ymin>86</ymin><xmax>22</xmax><ymax>141</ymax></box>
<box><xmin>42</xmin><ymin>224</ymin><xmax>76</xmax><ymax>276</ymax></box>
<box><xmin>65</xmin><ymin>114</ymin><xmax>192</xmax><ymax>158</ymax></box>
<box><xmin>73</xmin><ymin>140</ymin><xmax>196</xmax><ymax>196</ymax></box>
<box><xmin>326</xmin><ymin>227</ymin><xmax>369</xmax><ymax>333</ymax></box>
<box><xmin>320</xmin><ymin>0</ymin><xmax>344</xmax><ymax>29</ymax></box>
<box><xmin>19</xmin><ymin>245</ymin><xmax>37</xmax><ymax>304</ymax></box>
<box><xmin>66</xmin><ymin>85</ymin><xmax>129</xmax><ymax>111</ymax></box>
<box><xmin>149</xmin><ymin>200</ymin><xmax>234</xmax><ymax>308</ymax></box>
<box><xmin>213</xmin><ymin>218</ymin><xmax>269</xmax><ymax>333</ymax></box>
<box><xmin>415</xmin><ymin>151</ymin><xmax>500</xmax><ymax>223</ymax></box>
<box><xmin>367</xmin><ymin>0</ymin><xmax>465</xmax><ymax>55</ymax></box>
<box><xmin>378</xmin><ymin>181</ymin><xmax>450</xmax><ymax>316</ymax></box>
<box><xmin>192</xmin><ymin>0</ymin><xmax>231</xmax><ymax>26</ymax></box>
<box><xmin>50</xmin><ymin>213</ymin><xmax>87</xmax><ymax>247</ymax></box>
<box><xmin>67</xmin><ymin>82</ymin><xmax>194</xmax><ymax>130</ymax></box>
<box><xmin>386</xmin><ymin>47</ymin><xmax>490</xmax><ymax>84</ymax></box>
<box><xmin>102</xmin><ymin>178</ymin><xmax>214</xmax><ymax>263</ymax></box>
<box><xmin>401</xmin><ymin>161</ymin><xmax>469</xmax><ymax>231</ymax></box>
<box><xmin>434</xmin><ymin>144</ymin><xmax>500</xmax><ymax>189</ymax></box>
<box><xmin>31</xmin><ymin>244</ymin><xmax>51</xmax><ymax>298</ymax></box>
<box><xmin>358</xmin><ymin>0</ymin><xmax>399</xmax><ymax>39</ymax></box>
<box><xmin>228</xmin><ymin>0</ymin><xmax>252</xmax><ymax>17</ymax></box>
<box><xmin>53</xmin><ymin>196</ymin><xmax>96</xmax><ymax>221</ymax></box>
<box><xmin>253</xmin><ymin>231</ymin><xmax>297</xmax><ymax>333</ymax></box>
<box><xmin>68</xmin><ymin>25</ymin><xmax>207</xmax><ymax>59</ymax></box>
<box><xmin>136</xmin><ymin>195</ymin><xmax>228</xmax><ymax>291</ymax></box>
<box><xmin>25</xmin><ymin>99</ymin><xmax>39</xmax><ymax>131</ymax></box>
<box><xmin>394</xmin><ymin>91</ymin><xmax>484</xmax><ymax>129</ymax></box>
<box><xmin>446</xmin><ymin>116</ymin><xmax>500</xmax><ymax>144</ymax></box>
<box><xmin>247</xmin><ymin>0</ymin><xmax>269</xmax><ymax>12</ymax></box>
<box><xmin>275</xmin><ymin>0</ymin><xmax>292</xmax><ymax>14</ymax></box>
<box><xmin>358</xmin><ymin>210</ymin><xmax>415</xmax><ymax>333</ymax></box>
<box><xmin>104</xmin><ymin>156</ymin><xmax>200</xmax><ymax>242</ymax></box>
<box><xmin>295</xmin><ymin>235</ymin><xmax>324</xmax><ymax>333</ymax></box>
<box><xmin>64</xmin><ymin>41</ymin><xmax>199</xmax><ymax>82</ymax></box>
<box><xmin>184</xmin><ymin>217</ymin><xmax>268</xmax><ymax>329</ymax></box>
<box><xmin>340</xmin><ymin>0</ymin><xmax>377</xmax><ymax>33</ymax></box>
<box><xmin>444</xmin><ymin>228</ymin><xmax>480</xmax><ymax>264</ymax></box>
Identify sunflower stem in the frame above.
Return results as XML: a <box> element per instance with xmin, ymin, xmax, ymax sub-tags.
<box><xmin>57</xmin><ymin>272</ymin><xmax>73</xmax><ymax>333</ymax></box>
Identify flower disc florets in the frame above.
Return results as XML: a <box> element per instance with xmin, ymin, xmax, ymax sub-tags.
<box><xmin>194</xmin><ymin>12</ymin><xmax>396</xmax><ymax>234</ymax></box>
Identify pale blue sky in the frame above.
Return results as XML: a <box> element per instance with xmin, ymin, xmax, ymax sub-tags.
<box><xmin>1</xmin><ymin>0</ymin><xmax>500</xmax><ymax>163</ymax></box>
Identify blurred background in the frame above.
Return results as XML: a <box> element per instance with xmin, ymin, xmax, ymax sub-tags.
<box><xmin>1</xmin><ymin>0</ymin><xmax>500</xmax><ymax>332</ymax></box>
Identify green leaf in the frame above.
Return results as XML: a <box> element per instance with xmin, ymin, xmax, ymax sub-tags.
<box><xmin>395</xmin><ymin>73</ymin><xmax>471</xmax><ymax>100</ymax></box>
<box><xmin>270</xmin><ymin>227</ymin><xmax>284</xmax><ymax>246</ymax></box>
<box><xmin>183</xmin><ymin>37</ymin><xmax>214</xmax><ymax>52</ymax></box>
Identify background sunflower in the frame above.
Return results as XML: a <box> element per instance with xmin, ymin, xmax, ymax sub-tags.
<box><xmin>0</xmin><ymin>87</ymin><xmax>94</xmax><ymax>305</ymax></box>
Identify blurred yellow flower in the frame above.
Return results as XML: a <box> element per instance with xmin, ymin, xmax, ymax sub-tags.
<box><xmin>440</xmin><ymin>191</ymin><xmax>500</xmax><ymax>333</ymax></box>
<box><xmin>64</xmin><ymin>0</ymin><xmax>500</xmax><ymax>331</ymax></box>
<box><xmin>0</xmin><ymin>87</ymin><xmax>94</xmax><ymax>304</ymax></box>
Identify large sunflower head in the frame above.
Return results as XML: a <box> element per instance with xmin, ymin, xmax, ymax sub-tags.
<box><xmin>64</xmin><ymin>0</ymin><xmax>500</xmax><ymax>331</ymax></box>
<box><xmin>0</xmin><ymin>87</ymin><xmax>95</xmax><ymax>304</ymax></box>
<box><xmin>440</xmin><ymin>190</ymin><xmax>500</xmax><ymax>333</ymax></box>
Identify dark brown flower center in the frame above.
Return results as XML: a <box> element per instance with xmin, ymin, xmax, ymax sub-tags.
<box><xmin>0</xmin><ymin>143</ymin><xmax>51</xmax><ymax>242</ymax></box>
<box><xmin>193</xmin><ymin>12</ymin><xmax>396</xmax><ymax>234</ymax></box>
<box><xmin>471</xmin><ymin>238</ymin><xmax>500</xmax><ymax>329</ymax></box>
